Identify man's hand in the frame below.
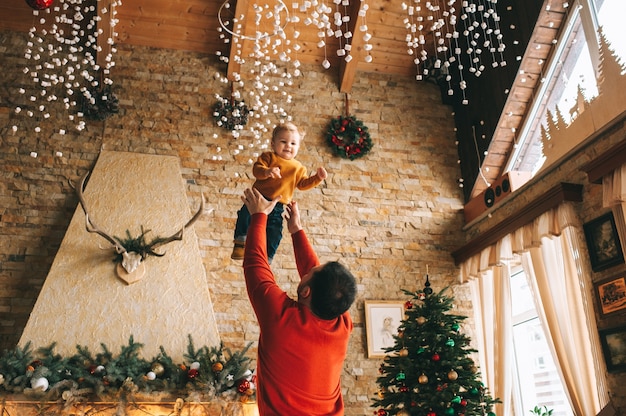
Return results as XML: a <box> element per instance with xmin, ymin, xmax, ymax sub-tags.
<box><xmin>285</xmin><ymin>201</ymin><xmax>303</xmax><ymax>234</ymax></box>
<box><xmin>241</xmin><ymin>188</ymin><xmax>281</xmax><ymax>216</ymax></box>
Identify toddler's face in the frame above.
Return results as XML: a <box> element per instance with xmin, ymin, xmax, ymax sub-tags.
<box><xmin>273</xmin><ymin>130</ymin><xmax>301</xmax><ymax>160</ymax></box>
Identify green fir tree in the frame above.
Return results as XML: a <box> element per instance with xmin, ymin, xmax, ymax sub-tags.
<box><xmin>372</xmin><ymin>281</ymin><xmax>499</xmax><ymax>416</ymax></box>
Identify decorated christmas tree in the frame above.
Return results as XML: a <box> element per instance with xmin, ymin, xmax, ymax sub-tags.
<box><xmin>372</xmin><ymin>275</ymin><xmax>499</xmax><ymax>416</ymax></box>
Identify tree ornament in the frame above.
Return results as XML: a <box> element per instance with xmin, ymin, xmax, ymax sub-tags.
<box><xmin>146</xmin><ymin>371</ymin><xmax>156</xmax><ymax>380</ymax></box>
<box><xmin>404</xmin><ymin>301</ymin><xmax>413</xmax><ymax>309</ymax></box>
<box><xmin>451</xmin><ymin>396</ymin><xmax>462</xmax><ymax>404</ymax></box>
<box><xmin>452</xmin><ymin>323</ymin><xmax>460</xmax><ymax>331</ymax></box>
<box><xmin>151</xmin><ymin>362</ymin><xmax>165</xmax><ymax>376</ymax></box>
<box><xmin>30</xmin><ymin>376</ymin><xmax>49</xmax><ymax>391</ymax></box>
<box><xmin>446</xmin><ymin>338</ymin><xmax>455</xmax><ymax>347</ymax></box>
<box><xmin>432</xmin><ymin>353</ymin><xmax>441</xmax><ymax>361</ymax></box>
<box><xmin>237</xmin><ymin>379</ymin><xmax>251</xmax><ymax>394</ymax></box>
<box><xmin>423</xmin><ymin>271</ymin><xmax>433</xmax><ymax>295</ymax></box>
<box><xmin>25</xmin><ymin>0</ymin><xmax>54</xmax><ymax>10</ymax></box>
<box><xmin>418</xmin><ymin>374</ymin><xmax>429</xmax><ymax>384</ymax></box>
<box><xmin>487</xmin><ymin>412</ymin><xmax>496</xmax><ymax>416</ymax></box>
<box><xmin>399</xmin><ymin>348</ymin><xmax>409</xmax><ymax>357</ymax></box>
<box><xmin>326</xmin><ymin>114</ymin><xmax>373</xmax><ymax>160</ymax></box>
<box><xmin>416</xmin><ymin>316</ymin><xmax>427</xmax><ymax>325</ymax></box>
<box><xmin>427</xmin><ymin>412</ymin><xmax>436</xmax><ymax>416</ymax></box>
<box><xmin>187</xmin><ymin>368</ymin><xmax>199</xmax><ymax>379</ymax></box>
<box><xmin>397</xmin><ymin>410</ymin><xmax>410</xmax><ymax>416</ymax></box>
<box><xmin>212</xmin><ymin>362</ymin><xmax>224</xmax><ymax>373</ymax></box>
<box><xmin>376</xmin><ymin>409</ymin><xmax>388</xmax><ymax>416</ymax></box>
<box><xmin>445</xmin><ymin>407</ymin><xmax>455</xmax><ymax>416</ymax></box>
<box><xmin>396</xmin><ymin>371</ymin><xmax>406</xmax><ymax>381</ymax></box>
<box><xmin>448</xmin><ymin>370</ymin><xmax>459</xmax><ymax>381</ymax></box>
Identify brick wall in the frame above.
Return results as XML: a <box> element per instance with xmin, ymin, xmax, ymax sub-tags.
<box><xmin>1</xmin><ymin>30</ymin><xmax>467</xmax><ymax>414</ymax></box>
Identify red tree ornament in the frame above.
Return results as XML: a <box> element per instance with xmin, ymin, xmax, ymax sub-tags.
<box><xmin>25</xmin><ymin>0</ymin><xmax>54</xmax><ymax>10</ymax></box>
<box><xmin>237</xmin><ymin>379</ymin><xmax>251</xmax><ymax>394</ymax></box>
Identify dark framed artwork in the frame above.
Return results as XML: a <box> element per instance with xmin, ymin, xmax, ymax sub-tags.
<box><xmin>599</xmin><ymin>324</ymin><xmax>626</xmax><ymax>373</ymax></box>
<box><xmin>594</xmin><ymin>275</ymin><xmax>626</xmax><ymax>317</ymax></box>
<box><xmin>583</xmin><ymin>212</ymin><xmax>624</xmax><ymax>272</ymax></box>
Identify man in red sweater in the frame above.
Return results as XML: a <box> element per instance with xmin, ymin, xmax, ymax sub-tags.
<box><xmin>241</xmin><ymin>188</ymin><xmax>357</xmax><ymax>415</ymax></box>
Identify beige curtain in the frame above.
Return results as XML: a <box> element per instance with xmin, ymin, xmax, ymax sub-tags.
<box><xmin>461</xmin><ymin>203</ymin><xmax>609</xmax><ymax>416</ymax></box>
<box><xmin>602</xmin><ymin>162</ymin><xmax>626</xmax><ymax>258</ymax></box>
<box><xmin>467</xmin><ymin>260</ymin><xmax>512</xmax><ymax>416</ymax></box>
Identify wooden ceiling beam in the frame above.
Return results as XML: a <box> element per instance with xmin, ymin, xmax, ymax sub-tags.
<box><xmin>96</xmin><ymin>1</ymin><xmax>116</xmax><ymax>68</ymax></box>
<box><xmin>339</xmin><ymin>1</ymin><xmax>363</xmax><ymax>93</ymax></box>
<box><xmin>226</xmin><ymin>0</ymin><xmax>248</xmax><ymax>81</ymax></box>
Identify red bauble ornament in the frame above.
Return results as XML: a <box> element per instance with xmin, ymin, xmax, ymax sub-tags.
<box><xmin>404</xmin><ymin>301</ymin><xmax>413</xmax><ymax>309</ymax></box>
<box><xmin>187</xmin><ymin>368</ymin><xmax>199</xmax><ymax>379</ymax></box>
<box><xmin>237</xmin><ymin>379</ymin><xmax>251</xmax><ymax>394</ymax></box>
<box><xmin>376</xmin><ymin>409</ymin><xmax>387</xmax><ymax>416</ymax></box>
<box><xmin>427</xmin><ymin>412</ymin><xmax>436</xmax><ymax>416</ymax></box>
<box><xmin>25</xmin><ymin>0</ymin><xmax>54</xmax><ymax>10</ymax></box>
<box><xmin>432</xmin><ymin>353</ymin><xmax>441</xmax><ymax>361</ymax></box>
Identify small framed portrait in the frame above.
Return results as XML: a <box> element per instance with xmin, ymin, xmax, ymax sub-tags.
<box><xmin>364</xmin><ymin>300</ymin><xmax>405</xmax><ymax>358</ymax></box>
<box><xmin>594</xmin><ymin>275</ymin><xmax>626</xmax><ymax>317</ymax></box>
<box><xmin>583</xmin><ymin>212</ymin><xmax>624</xmax><ymax>272</ymax></box>
<box><xmin>599</xmin><ymin>324</ymin><xmax>626</xmax><ymax>373</ymax></box>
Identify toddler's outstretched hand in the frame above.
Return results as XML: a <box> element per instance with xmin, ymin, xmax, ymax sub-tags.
<box><xmin>267</xmin><ymin>167</ymin><xmax>282</xmax><ymax>179</ymax></box>
<box><xmin>317</xmin><ymin>167</ymin><xmax>328</xmax><ymax>180</ymax></box>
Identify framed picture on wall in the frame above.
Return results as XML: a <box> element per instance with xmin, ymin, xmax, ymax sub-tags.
<box><xmin>594</xmin><ymin>275</ymin><xmax>626</xmax><ymax>317</ymax></box>
<box><xmin>599</xmin><ymin>324</ymin><xmax>626</xmax><ymax>373</ymax></box>
<box><xmin>583</xmin><ymin>212</ymin><xmax>624</xmax><ymax>272</ymax></box>
<box><xmin>364</xmin><ymin>301</ymin><xmax>405</xmax><ymax>358</ymax></box>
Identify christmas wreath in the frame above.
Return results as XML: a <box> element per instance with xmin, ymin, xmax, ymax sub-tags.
<box><xmin>326</xmin><ymin>115</ymin><xmax>373</xmax><ymax>160</ymax></box>
<box><xmin>213</xmin><ymin>97</ymin><xmax>250</xmax><ymax>131</ymax></box>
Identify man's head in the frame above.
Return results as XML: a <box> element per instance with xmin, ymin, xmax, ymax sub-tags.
<box><xmin>271</xmin><ymin>122</ymin><xmax>303</xmax><ymax>160</ymax></box>
<box><xmin>297</xmin><ymin>261</ymin><xmax>357</xmax><ymax>320</ymax></box>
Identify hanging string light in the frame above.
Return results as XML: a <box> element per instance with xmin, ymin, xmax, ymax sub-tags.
<box><xmin>13</xmin><ymin>0</ymin><xmax>121</xmax><ymax>143</ymax></box>
<box><xmin>402</xmin><ymin>0</ymin><xmax>506</xmax><ymax>105</ymax></box>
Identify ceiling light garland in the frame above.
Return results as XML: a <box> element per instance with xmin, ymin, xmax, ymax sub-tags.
<box><xmin>12</xmin><ymin>0</ymin><xmax>121</xmax><ymax>145</ymax></box>
<box><xmin>403</xmin><ymin>0</ymin><xmax>506</xmax><ymax>104</ymax></box>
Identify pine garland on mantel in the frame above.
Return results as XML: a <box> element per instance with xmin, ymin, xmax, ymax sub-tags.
<box><xmin>0</xmin><ymin>335</ymin><xmax>256</xmax><ymax>406</ymax></box>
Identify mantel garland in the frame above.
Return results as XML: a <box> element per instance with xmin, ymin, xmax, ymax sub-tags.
<box><xmin>326</xmin><ymin>115</ymin><xmax>373</xmax><ymax>160</ymax></box>
<box><xmin>0</xmin><ymin>335</ymin><xmax>256</xmax><ymax>404</ymax></box>
<box><xmin>213</xmin><ymin>96</ymin><xmax>250</xmax><ymax>131</ymax></box>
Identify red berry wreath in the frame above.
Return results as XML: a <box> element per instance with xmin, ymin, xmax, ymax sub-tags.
<box><xmin>326</xmin><ymin>115</ymin><xmax>373</xmax><ymax>160</ymax></box>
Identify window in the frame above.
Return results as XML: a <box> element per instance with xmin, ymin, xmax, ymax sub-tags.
<box><xmin>506</xmin><ymin>0</ymin><xmax>626</xmax><ymax>176</ymax></box>
<box><xmin>511</xmin><ymin>269</ymin><xmax>573</xmax><ymax>416</ymax></box>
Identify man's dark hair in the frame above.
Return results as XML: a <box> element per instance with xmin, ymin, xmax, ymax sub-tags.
<box><xmin>308</xmin><ymin>261</ymin><xmax>357</xmax><ymax>320</ymax></box>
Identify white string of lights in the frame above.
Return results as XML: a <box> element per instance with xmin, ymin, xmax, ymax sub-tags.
<box><xmin>12</xmin><ymin>0</ymin><xmax>121</xmax><ymax>149</ymax></box>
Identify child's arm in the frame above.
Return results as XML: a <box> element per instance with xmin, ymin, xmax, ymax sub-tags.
<box><xmin>296</xmin><ymin>166</ymin><xmax>327</xmax><ymax>191</ymax></box>
<box><xmin>253</xmin><ymin>153</ymin><xmax>282</xmax><ymax>179</ymax></box>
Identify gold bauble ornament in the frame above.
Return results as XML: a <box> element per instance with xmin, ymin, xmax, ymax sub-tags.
<box><xmin>416</xmin><ymin>316</ymin><xmax>427</xmax><ymax>325</ymax></box>
<box><xmin>151</xmin><ymin>362</ymin><xmax>165</xmax><ymax>376</ymax></box>
<box><xmin>448</xmin><ymin>370</ymin><xmax>459</xmax><ymax>381</ymax></box>
<box><xmin>418</xmin><ymin>374</ymin><xmax>429</xmax><ymax>384</ymax></box>
<box><xmin>397</xmin><ymin>410</ymin><xmax>410</xmax><ymax>416</ymax></box>
<box><xmin>212</xmin><ymin>362</ymin><xmax>224</xmax><ymax>373</ymax></box>
<box><xmin>399</xmin><ymin>348</ymin><xmax>409</xmax><ymax>357</ymax></box>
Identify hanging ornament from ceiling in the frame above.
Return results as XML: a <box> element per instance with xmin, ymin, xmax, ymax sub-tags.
<box><xmin>402</xmin><ymin>0</ymin><xmax>506</xmax><ymax>105</ymax></box>
<box><xmin>25</xmin><ymin>0</ymin><xmax>54</xmax><ymax>10</ymax></box>
<box><xmin>12</xmin><ymin>0</ymin><xmax>121</xmax><ymax>149</ymax></box>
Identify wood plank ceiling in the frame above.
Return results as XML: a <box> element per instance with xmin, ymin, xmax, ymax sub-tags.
<box><xmin>0</xmin><ymin>0</ymin><xmax>570</xmax><ymax>203</ymax></box>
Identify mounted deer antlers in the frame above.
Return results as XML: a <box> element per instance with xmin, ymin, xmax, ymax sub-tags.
<box><xmin>75</xmin><ymin>172</ymin><xmax>209</xmax><ymax>276</ymax></box>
